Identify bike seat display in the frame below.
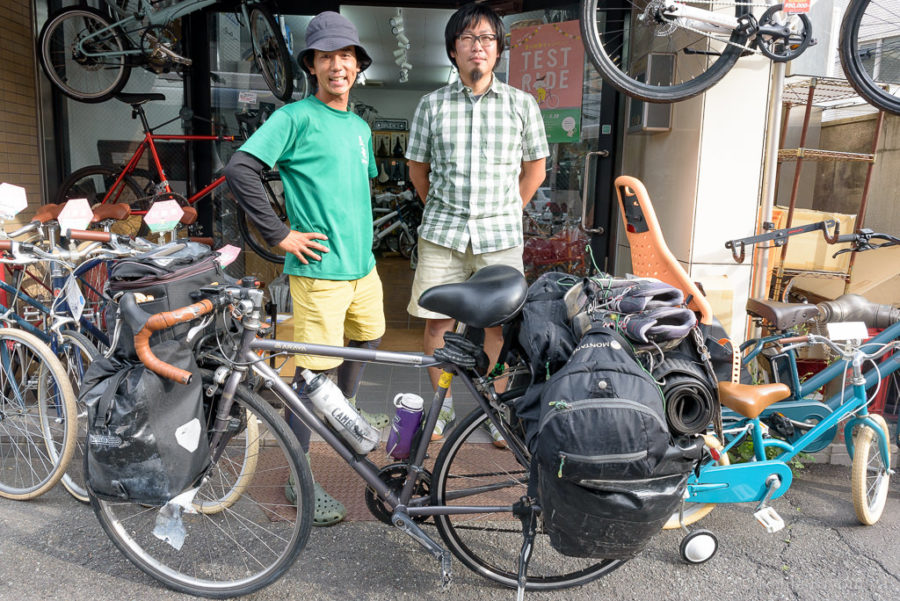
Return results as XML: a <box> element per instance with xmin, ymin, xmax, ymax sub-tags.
<box><xmin>746</xmin><ymin>298</ymin><xmax>820</xmax><ymax>331</ymax></box>
<box><xmin>115</xmin><ymin>92</ymin><xmax>166</xmax><ymax>106</ymax></box>
<box><xmin>418</xmin><ymin>264</ymin><xmax>527</xmax><ymax>328</ymax></box>
<box><xmin>717</xmin><ymin>381</ymin><xmax>791</xmax><ymax>419</ymax></box>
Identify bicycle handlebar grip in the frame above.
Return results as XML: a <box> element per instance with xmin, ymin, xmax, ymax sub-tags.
<box><xmin>780</xmin><ymin>335</ymin><xmax>809</xmax><ymax>344</ymax></box>
<box><xmin>66</xmin><ymin>229</ymin><xmax>112</xmax><ymax>242</ymax></box>
<box><xmin>31</xmin><ymin>203</ymin><xmax>64</xmax><ymax>224</ymax></box>
<box><xmin>0</xmin><ymin>240</ymin><xmax>11</xmax><ymax>252</ymax></box>
<box><xmin>188</xmin><ymin>236</ymin><xmax>214</xmax><ymax>247</ymax></box>
<box><xmin>835</xmin><ymin>233</ymin><xmax>857</xmax><ymax>244</ymax></box>
<box><xmin>131</xmin><ymin>297</ymin><xmax>215</xmax><ymax>385</ymax></box>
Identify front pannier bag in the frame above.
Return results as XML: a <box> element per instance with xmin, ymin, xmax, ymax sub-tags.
<box><xmin>81</xmin><ymin>341</ymin><xmax>210</xmax><ymax>505</ymax></box>
<box><xmin>534</xmin><ymin>326</ymin><xmax>700</xmax><ymax>558</ymax></box>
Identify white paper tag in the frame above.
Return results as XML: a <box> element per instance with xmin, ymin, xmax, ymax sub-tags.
<box><xmin>238</xmin><ymin>90</ymin><xmax>258</xmax><ymax>104</ymax></box>
<box><xmin>0</xmin><ymin>183</ymin><xmax>27</xmax><ymax>220</ymax></box>
<box><xmin>175</xmin><ymin>418</ymin><xmax>202</xmax><ymax>453</ymax></box>
<box><xmin>826</xmin><ymin>321</ymin><xmax>869</xmax><ymax>342</ymax></box>
<box><xmin>65</xmin><ymin>276</ymin><xmax>86</xmax><ymax>322</ymax></box>
<box><xmin>216</xmin><ymin>244</ymin><xmax>241</xmax><ymax>267</ymax></box>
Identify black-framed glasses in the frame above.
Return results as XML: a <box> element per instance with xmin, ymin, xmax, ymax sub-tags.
<box><xmin>457</xmin><ymin>33</ymin><xmax>498</xmax><ymax>47</ymax></box>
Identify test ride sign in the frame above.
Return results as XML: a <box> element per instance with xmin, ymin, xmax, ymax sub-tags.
<box><xmin>509</xmin><ymin>20</ymin><xmax>585</xmax><ymax>143</ymax></box>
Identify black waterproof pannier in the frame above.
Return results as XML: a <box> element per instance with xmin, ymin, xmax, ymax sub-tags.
<box><xmin>533</xmin><ymin>326</ymin><xmax>701</xmax><ymax>559</ymax></box>
<box><xmin>81</xmin><ymin>341</ymin><xmax>210</xmax><ymax>504</ymax></box>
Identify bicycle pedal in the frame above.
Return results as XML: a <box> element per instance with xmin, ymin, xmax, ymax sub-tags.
<box><xmin>753</xmin><ymin>506</ymin><xmax>785</xmax><ymax>533</ymax></box>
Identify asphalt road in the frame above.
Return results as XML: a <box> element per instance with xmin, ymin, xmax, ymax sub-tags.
<box><xmin>0</xmin><ymin>462</ymin><xmax>897</xmax><ymax>601</ymax></box>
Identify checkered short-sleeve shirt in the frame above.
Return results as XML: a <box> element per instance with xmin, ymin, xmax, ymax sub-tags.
<box><xmin>405</xmin><ymin>77</ymin><xmax>549</xmax><ymax>254</ymax></box>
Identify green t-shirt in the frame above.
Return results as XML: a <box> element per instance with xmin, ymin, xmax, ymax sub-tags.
<box><xmin>240</xmin><ymin>96</ymin><xmax>378</xmax><ymax>280</ymax></box>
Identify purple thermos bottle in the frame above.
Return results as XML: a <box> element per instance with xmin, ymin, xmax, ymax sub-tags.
<box><xmin>386</xmin><ymin>393</ymin><xmax>424</xmax><ymax>460</ymax></box>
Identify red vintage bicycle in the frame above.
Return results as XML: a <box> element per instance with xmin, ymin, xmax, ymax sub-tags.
<box><xmin>55</xmin><ymin>92</ymin><xmax>287</xmax><ymax>263</ymax></box>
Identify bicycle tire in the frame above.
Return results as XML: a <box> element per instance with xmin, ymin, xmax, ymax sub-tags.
<box><xmin>431</xmin><ymin>407</ymin><xmax>623</xmax><ymax>591</ymax></box>
<box><xmin>398</xmin><ymin>228</ymin><xmax>416</xmax><ymax>259</ymax></box>
<box><xmin>839</xmin><ymin>0</ymin><xmax>900</xmax><ymax>115</ymax></box>
<box><xmin>236</xmin><ymin>176</ymin><xmax>288</xmax><ymax>265</ymax></box>
<box><xmin>579</xmin><ymin>0</ymin><xmax>751</xmax><ymax>103</ymax></box>
<box><xmin>56</xmin><ymin>164</ymin><xmax>149</xmax><ymax>238</ymax></box>
<box><xmin>662</xmin><ymin>434</ymin><xmax>729</xmax><ymax>530</ymax></box>
<box><xmin>0</xmin><ymin>328</ymin><xmax>77</xmax><ymax>500</ymax></box>
<box><xmin>192</xmin><ymin>370</ymin><xmax>260</xmax><ymax>515</ymax></box>
<box><xmin>38</xmin><ymin>7</ymin><xmax>131</xmax><ymax>104</ymax></box>
<box><xmin>89</xmin><ymin>377</ymin><xmax>313</xmax><ymax>598</ymax></box>
<box><xmin>851</xmin><ymin>414</ymin><xmax>891</xmax><ymax>525</ymax></box>
<box><xmin>54</xmin><ymin>330</ymin><xmax>101</xmax><ymax>503</ymax></box>
<box><xmin>249</xmin><ymin>6</ymin><xmax>294</xmax><ymax>101</ymax></box>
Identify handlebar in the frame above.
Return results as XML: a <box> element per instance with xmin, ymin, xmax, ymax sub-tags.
<box><xmin>832</xmin><ymin>229</ymin><xmax>900</xmax><ymax>257</ymax></box>
<box><xmin>119</xmin><ymin>293</ymin><xmax>219</xmax><ymax>385</ymax></box>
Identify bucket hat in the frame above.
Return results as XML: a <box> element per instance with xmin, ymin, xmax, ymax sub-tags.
<box><xmin>298</xmin><ymin>11</ymin><xmax>372</xmax><ymax>74</ymax></box>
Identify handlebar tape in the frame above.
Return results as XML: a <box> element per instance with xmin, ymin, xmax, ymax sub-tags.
<box><xmin>188</xmin><ymin>236</ymin><xmax>214</xmax><ymax>247</ymax></box>
<box><xmin>780</xmin><ymin>335</ymin><xmax>809</xmax><ymax>344</ymax></box>
<box><xmin>125</xmin><ymin>294</ymin><xmax>215</xmax><ymax>385</ymax></box>
<box><xmin>66</xmin><ymin>229</ymin><xmax>112</xmax><ymax>242</ymax></box>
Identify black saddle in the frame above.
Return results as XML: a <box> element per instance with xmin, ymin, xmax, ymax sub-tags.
<box><xmin>418</xmin><ymin>265</ymin><xmax>528</xmax><ymax>328</ymax></box>
<box><xmin>746</xmin><ymin>298</ymin><xmax>819</xmax><ymax>331</ymax></box>
<box><xmin>115</xmin><ymin>92</ymin><xmax>166</xmax><ymax>106</ymax></box>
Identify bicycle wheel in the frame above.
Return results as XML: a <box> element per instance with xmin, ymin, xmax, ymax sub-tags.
<box><xmin>839</xmin><ymin>0</ymin><xmax>900</xmax><ymax>115</ymax></box>
<box><xmin>580</xmin><ymin>0</ymin><xmax>751</xmax><ymax>103</ymax></box>
<box><xmin>851</xmin><ymin>413</ymin><xmax>891</xmax><ymax>525</ymax></box>
<box><xmin>662</xmin><ymin>434</ymin><xmax>729</xmax><ymax>530</ymax></box>
<box><xmin>89</xmin><ymin>380</ymin><xmax>312</xmax><ymax>598</ymax></box>
<box><xmin>38</xmin><ymin>7</ymin><xmax>131</xmax><ymax>104</ymax></box>
<box><xmin>431</xmin><ymin>408</ymin><xmax>623</xmax><ymax>591</ymax></box>
<box><xmin>192</xmin><ymin>371</ymin><xmax>260</xmax><ymax>515</ymax></box>
<box><xmin>54</xmin><ymin>330</ymin><xmax>100</xmax><ymax>503</ymax></box>
<box><xmin>398</xmin><ymin>228</ymin><xmax>416</xmax><ymax>259</ymax></box>
<box><xmin>248</xmin><ymin>6</ymin><xmax>293</xmax><ymax>101</ymax></box>
<box><xmin>0</xmin><ymin>328</ymin><xmax>77</xmax><ymax>500</ymax></box>
<box><xmin>56</xmin><ymin>164</ymin><xmax>149</xmax><ymax>238</ymax></box>
<box><xmin>236</xmin><ymin>176</ymin><xmax>288</xmax><ymax>265</ymax></box>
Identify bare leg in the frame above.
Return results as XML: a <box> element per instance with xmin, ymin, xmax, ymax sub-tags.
<box><xmin>424</xmin><ymin>317</ymin><xmax>456</xmax><ymax>391</ymax></box>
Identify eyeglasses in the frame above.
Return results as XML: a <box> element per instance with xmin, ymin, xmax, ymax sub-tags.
<box><xmin>457</xmin><ymin>33</ymin><xmax>498</xmax><ymax>47</ymax></box>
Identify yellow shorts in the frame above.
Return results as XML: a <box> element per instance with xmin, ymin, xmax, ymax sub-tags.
<box><xmin>407</xmin><ymin>239</ymin><xmax>524</xmax><ymax>320</ymax></box>
<box><xmin>290</xmin><ymin>267</ymin><xmax>385</xmax><ymax>370</ymax></box>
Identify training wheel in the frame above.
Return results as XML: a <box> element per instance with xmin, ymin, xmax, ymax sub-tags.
<box><xmin>680</xmin><ymin>529</ymin><xmax>718</xmax><ymax>564</ymax></box>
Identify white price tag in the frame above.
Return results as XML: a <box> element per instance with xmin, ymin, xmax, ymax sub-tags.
<box><xmin>65</xmin><ymin>276</ymin><xmax>86</xmax><ymax>322</ymax></box>
<box><xmin>238</xmin><ymin>91</ymin><xmax>258</xmax><ymax>104</ymax></box>
<box><xmin>825</xmin><ymin>321</ymin><xmax>869</xmax><ymax>342</ymax></box>
<box><xmin>144</xmin><ymin>200</ymin><xmax>184</xmax><ymax>233</ymax></box>
<box><xmin>216</xmin><ymin>244</ymin><xmax>241</xmax><ymax>267</ymax></box>
<box><xmin>0</xmin><ymin>183</ymin><xmax>27</xmax><ymax>220</ymax></box>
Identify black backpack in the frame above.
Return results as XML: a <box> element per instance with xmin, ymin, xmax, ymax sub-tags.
<box><xmin>81</xmin><ymin>341</ymin><xmax>210</xmax><ymax>504</ymax></box>
<box><xmin>533</xmin><ymin>326</ymin><xmax>701</xmax><ymax>558</ymax></box>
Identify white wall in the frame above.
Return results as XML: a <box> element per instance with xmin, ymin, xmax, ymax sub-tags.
<box><xmin>616</xmin><ymin>55</ymin><xmax>773</xmax><ymax>343</ymax></box>
<box><xmin>350</xmin><ymin>86</ymin><xmax>435</xmax><ymax>125</ymax></box>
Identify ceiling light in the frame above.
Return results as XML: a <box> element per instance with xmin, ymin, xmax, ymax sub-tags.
<box><xmin>394</xmin><ymin>54</ymin><xmax>407</xmax><ymax>66</ymax></box>
<box><xmin>391</xmin><ymin>24</ymin><xmax>404</xmax><ymax>36</ymax></box>
<box><xmin>396</xmin><ymin>33</ymin><xmax>409</xmax><ymax>46</ymax></box>
<box><xmin>393</xmin><ymin>48</ymin><xmax>406</xmax><ymax>59</ymax></box>
<box><xmin>401</xmin><ymin>62</ymin><xmax>412</xmax><ymax>70</ymax></box>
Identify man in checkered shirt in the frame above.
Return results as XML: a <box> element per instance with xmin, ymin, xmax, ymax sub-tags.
<box><xmin>405</xmin><ymin>3</ymin><xmax>549</xmax><ymax>444</ymax></box>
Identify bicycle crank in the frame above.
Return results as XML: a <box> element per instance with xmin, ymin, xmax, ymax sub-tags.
<box><xmin>364</xmin><ymin>463</ymin><xmax>431</xmax><ymax>525</ymax></box>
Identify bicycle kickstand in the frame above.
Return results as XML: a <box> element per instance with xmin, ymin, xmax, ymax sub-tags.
<box><xmin>513</xmin><ymin>496</ymin><xmax>539</xmax><ymax>601</ymax></box>
<box><xmin>391</xmin><ymin>511</ymin><xmax>453</xmax><ymax>589</ymax></box>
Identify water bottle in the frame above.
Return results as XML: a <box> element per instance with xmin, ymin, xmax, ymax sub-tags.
<box><xmin>385</xmin><ymin>393</ymin><xmax>424</xmax><ymax>460</ymax></box>
<box><xmin>301</xmin><ymin>369</ymin><xmax>379</xmax><ymax>455</ymax></box>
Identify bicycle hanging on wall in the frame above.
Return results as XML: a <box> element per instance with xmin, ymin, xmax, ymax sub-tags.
<box><xmin>38</xmin><ymin>0</ymin><xmax>294</xmax><ymax>103</ymax></box>
<box><xmin>579</xmin><ymin>0</ymin><xmax>900</xmax><ymax>115</ymax></box>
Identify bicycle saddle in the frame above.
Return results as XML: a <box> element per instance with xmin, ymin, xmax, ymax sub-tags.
<box><xmin>717</xmin><ymin>381</ymin><xmax>791</xmax><ymax>420</ymax></box>
<box><xmin>418</xmin><ymin>265</ymin><xmax>528</xmax><ymax>328</ymax></box>
<box><xmin>115</xmin><ymin>92</ymin><xmax>166</xmax><ymax>106</ymax></box>
<box><xmin>746</xmin><ymin>298</ymin><xmax>819</xmax><ymax>331</ymax></box>
<box><xmin>91</xmin><ymin>203</ymin><xmax>131</xmax><ymax>223</ymax></box>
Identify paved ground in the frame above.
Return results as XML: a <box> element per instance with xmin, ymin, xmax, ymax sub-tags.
<box><xmin>0</xmin><ymin>461</ymin><xmax>897</xmax><ymax>601</ymax></box>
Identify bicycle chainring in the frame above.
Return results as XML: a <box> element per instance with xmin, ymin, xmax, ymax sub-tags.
<box><xmin>756</xmin><ymin>5</ymin><xmax>812</xmax><ymax>62</ymax></box>
<box><xmin>363</xmin><ymin>463</ymin><xmax>432</xmax><ymax>526</ymax></box>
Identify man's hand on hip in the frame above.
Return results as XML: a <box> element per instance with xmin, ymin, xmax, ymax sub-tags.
<box><xmin>277</xmin><ymin>231</ymin><xmax>329</xmax><ymax>264</ymax></box>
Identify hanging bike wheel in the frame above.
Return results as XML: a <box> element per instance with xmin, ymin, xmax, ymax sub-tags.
<box><xmin>431</xmin><ymin>408</ymin><xmax>624</xmax><ymax>591</ymax></box>
<box><xmin>56</xmin><ymin>164</ymin><xmax>151</xmax><ymax>238</ymax></box>
<box><xmin>236</xmin><ymin>174</ymin><xmax>288</xmax><ymax>265</ymax></box>
<box><xmin>38</xmin><ymin>7</ymin><xmax>131</xmax><ymax>104</ymax></box>
<box><xmin>580</xmin><ymin>0</ymin><xmax>751</xmax><ymax>103</ymax></box>
<box><xmin>0</xmin><ymin>328</ymin><xmax>77</xmax><ymax>500</ymax></box>
<box><xmin>89</xmin><ymin>380</ymin><xmax>313</xmax><ymax>598</ymax></box>
<box><xmin>249</xmin><ymin>6</ymin><xmax>294</xmax><ymax>101</ymax></box>
<box><xmin>839</xmin><ymin>0</ymin><xmax>900</xmax><ymax>115</ymax></box>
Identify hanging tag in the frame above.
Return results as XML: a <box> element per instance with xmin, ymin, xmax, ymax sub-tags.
<box><xmin>66</xmin><ymin>276</ymin><xmax>86</xmax><ymax>322</ymax></box>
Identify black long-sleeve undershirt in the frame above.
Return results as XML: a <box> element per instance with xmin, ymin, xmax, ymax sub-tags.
<box><xmin>223</xmin><ymin>151</ymin><xmax>291</xmax><ymax>247</ymax></box>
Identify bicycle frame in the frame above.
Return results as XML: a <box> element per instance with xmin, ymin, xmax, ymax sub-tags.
<box><xmin>214</xmin><ymin>314</ymin><xmax>529</xmax><ymax>519</ymax></box>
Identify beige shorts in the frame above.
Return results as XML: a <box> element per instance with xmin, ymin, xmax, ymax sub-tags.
<box><xmin>407</xmin><ymin>238</ymin><xmax>524</xmax><ymax>319</ymax></box>
<box><xmin>290</xmin><ymin>268</ymin><xmax>386</xmax><ymax>370</ymax></box>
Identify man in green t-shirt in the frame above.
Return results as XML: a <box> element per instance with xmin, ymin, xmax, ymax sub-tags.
<box><xmin>224</xmin><ymin>11</ymin><xmax>385</xmax><ymax>527</ymax></box>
